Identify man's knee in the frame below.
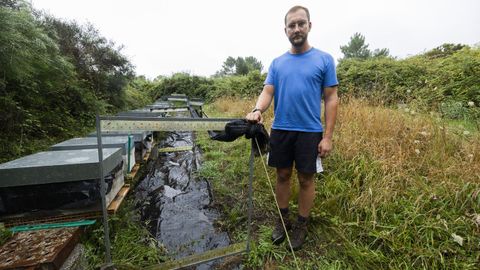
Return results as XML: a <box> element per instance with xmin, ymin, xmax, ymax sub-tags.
<box><xmin>297</xmin><ymin>172</ymin><xmax>315</xmax><ymax>189</ymax></box>
<box><xmin>276</xmin><ymin>167</ymin><xmax>292</xmax><ymax>183</ymax></box>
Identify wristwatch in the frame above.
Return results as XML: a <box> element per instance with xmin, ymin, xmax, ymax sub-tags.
<box><xmin>251</xmin><ymin>108</ymin><xmax>261</xmax><ymax>113</ymax></box>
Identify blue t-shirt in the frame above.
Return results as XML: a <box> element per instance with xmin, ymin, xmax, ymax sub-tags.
<box><xmin>265</xmin><ymin>47</ymin><xmax>338</xmax><ymax>132</ymax></box>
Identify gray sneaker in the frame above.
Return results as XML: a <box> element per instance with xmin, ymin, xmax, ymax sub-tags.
<box><xmin>290</xmin><ymin>220</ymin><xmax>308</xmax><ymax>251</ymax></box>
<box><xmin>271</xmin><ymin>214</ymin><xmax>291</xmax><ymax>245</ymax></box>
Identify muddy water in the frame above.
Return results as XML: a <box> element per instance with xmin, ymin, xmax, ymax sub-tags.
<box><xmin>134</xmin><ymin>131</ymin><xmax>230</xmax><ymax>269</ymax></box>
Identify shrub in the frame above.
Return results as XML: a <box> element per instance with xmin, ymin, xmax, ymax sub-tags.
<box><xmin>337</xmin><ymin>47</ymin><xmax>480</xmax><ymax>121</ymax></box>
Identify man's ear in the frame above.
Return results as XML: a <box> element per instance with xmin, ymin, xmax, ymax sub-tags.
<box><xmin>284</xmin><ymin>27</ymin><xmax>287</xmax><ymax>35</ymax></box>
<box><xmin>308</xmin><ymin>22</ymin><xmax>312</xmax><ymax>31</ymax></box>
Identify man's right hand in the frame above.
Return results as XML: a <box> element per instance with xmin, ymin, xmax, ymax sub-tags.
<box><xmin>246</xmin><ymin>110</ymin><xmax>263</xmax><ymax>123</ymax></box>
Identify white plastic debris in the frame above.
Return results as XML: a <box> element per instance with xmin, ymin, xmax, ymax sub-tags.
<box><xmin>451</xmin><ymin>233</ymin><xmax>464</xmax><ymax>246</ymax></box>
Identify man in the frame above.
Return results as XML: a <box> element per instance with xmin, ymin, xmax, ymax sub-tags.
<box><xmin>246</xmin><ymin>5</ymin><xmax>339</xmax><ymax>250</ymax></box>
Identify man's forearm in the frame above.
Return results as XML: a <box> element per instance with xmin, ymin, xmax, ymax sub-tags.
<box><xmin>254</xmin><ymin>85</ymin><xmax>274</xmax><ymax>112</ymax></box>
<box><xmin>323</xmin><ymin>90</ymin><xmax>338</xmax><ymax>139</ymax></box>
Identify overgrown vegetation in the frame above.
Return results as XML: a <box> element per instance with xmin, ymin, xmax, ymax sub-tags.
<box><xmin>149</xmin><ymin>70</ymin><xmax>266</xmax><ymax>102</ymax></box>
<box><xmin>337</xmin><ymin>45</ymin><xmax>480</xmax><ymax>123</ymax></box>
<box><xmin>82</xmin><ymin>198</ymin><xmax>166</xmax><ymax>269</ymax></box>
<box><xmin>198</xmin><ymin>97</ymin><xmax>480</xmax><ymax>269</ymax></box>
<box><xmin>0</xmin><ymin>224</ymin><xmax>13</xmax><ymax>246</ymax></box>
<box><xmin>0</xmin><ymin>1</ymin><xmax>152</xmax><ymax>163</ymax></box>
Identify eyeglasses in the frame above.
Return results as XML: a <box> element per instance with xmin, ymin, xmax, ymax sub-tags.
<box><xmin>286</xmin><ymin>20</ymin><xmax>308</xmax><ymax>31</ymax></box>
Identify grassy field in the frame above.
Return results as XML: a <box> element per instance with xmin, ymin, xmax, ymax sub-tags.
<box><xmin>197</xmin><ymin>97</ymin><xmax>480</xmax><ymax>269</ymax></box>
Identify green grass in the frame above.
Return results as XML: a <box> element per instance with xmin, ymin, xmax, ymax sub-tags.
<box><xmin>82</xmin><ymin>198</ymin><xmax>167</xmax><ymax>269</ymax></box>
<box><xmin>196</xmin><ymin>98</ymin><xmax>480</xmax><ymax>270</ymax></box>
<box><xmin>0</xmin><ymin>223</ymin><xmax>13</xmax><ymax>246</ymax></box>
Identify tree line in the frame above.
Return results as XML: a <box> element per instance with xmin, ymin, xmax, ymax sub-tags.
<box><xmin>0</xmin><ymin>0</ymin><xmax>141</xmax><ymax>162</ymax></box>
<box><xmin>1</xmin><ymin>0</ymin><xmax>478</xmax><ymax>163</ymax></box>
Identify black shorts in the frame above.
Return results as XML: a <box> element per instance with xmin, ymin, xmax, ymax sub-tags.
<box><xmin>267</xmin><ymin>129</ymin><xmax>323</xmax><ymax>174</ymax></box>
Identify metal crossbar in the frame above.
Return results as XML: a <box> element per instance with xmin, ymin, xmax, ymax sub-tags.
<box><xmin>100</xmin><ymin>116</ymin><xmax>239</xmax><ymax>132</ymax></box>
<box><xmin>148</xmin><ymin>242</ymin><xmax>247</xmax><ymax>270</ymax></box>
<box><xmin>96</xmin><ymin>113</ymin><xmax>252</xmax><ymax>268</ymax></box>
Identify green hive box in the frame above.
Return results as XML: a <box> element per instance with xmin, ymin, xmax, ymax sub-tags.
<box><xmin>49</xmin><ymin>137</ymin><xmax>135</xmax><ymax>173</ymax></box>
<box><xmin>0</xmin><ymin>148</ymin><xmax>122</xmax><ymax>187</ymax></box>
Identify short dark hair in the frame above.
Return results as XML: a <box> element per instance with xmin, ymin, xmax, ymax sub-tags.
<box><xmin>284</xmin><ymin>6</ymin><xmax>310</xmax><ymax>25</ymax></box>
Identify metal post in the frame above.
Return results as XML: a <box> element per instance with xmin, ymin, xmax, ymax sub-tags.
<box><xmin>246</xmin><ymin>144</ymin><xmax>254</xmax><ymax>253</ymax></box>
<box><xmin>95</xmin><ymin>113</ymin><xmax>112</xmax><ymax>264</ymax></box>
<box><xmin>127</xmin><ymin>135</ymin><xmax>132</xmax><ymax>173</ymax></box>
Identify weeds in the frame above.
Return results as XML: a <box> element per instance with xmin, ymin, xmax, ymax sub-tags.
<box><xmin>0</xmin><ymin>223</ymin><xmax>12</xmax><ymax>246</ymax></box>
<box><xmin>82</xmin><ymin>198</ymin><xmax>166</xmax><ymax>269</ymax></box>
<box><xmin>246</xmin><ymin>226</ymin><xmax>288</xmax><ymax>268</ymax></box>
<box><xmin>198</xmin><ymin>97</ymin><xmax>480</xmax><ymax>269</ymax></box>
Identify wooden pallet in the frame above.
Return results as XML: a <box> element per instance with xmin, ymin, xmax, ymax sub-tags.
<box><xmin>126</xmin><ymin>163</ymin><xmax>141</xmax><ymax>181</ymax></box>
<box><xmin>0</xmin><ymin>227</ymin><xmax>82</xmax><ymax>270</ymax></box>
<box><xmin>126</xmin><ymin>147</ymin><xmax>153</xmax><ymax>183</ymax></box>
<box><xmin>107</xmin><ymin>184</ymin><xmax>130</xmax><ymax>212</ymax></box>
<box><xmin>143</xmin><ymin>148</ymin><xmax>152</xmax><ymax>162</ymax></box>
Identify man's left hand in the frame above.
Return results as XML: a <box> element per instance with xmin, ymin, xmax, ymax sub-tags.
<box><xmin>318</xmin><ymin>137</ymin><xmax>333</xmax><ymax>158</ymax></box>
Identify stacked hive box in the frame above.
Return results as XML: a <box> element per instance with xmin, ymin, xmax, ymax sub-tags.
<box><xmin>50</xmin><ymin>136</ymin><xmax>136</xmax><ymax>173</ymax></box>
<box><xmin>87</xmin><ymin>130</ymin><xmax>153</xmax><ymax>162</ymax></box>
<box><xmin>0</xmin><ymin>148</ymin><xmax>124</xmax><ymax>218</ymax></box>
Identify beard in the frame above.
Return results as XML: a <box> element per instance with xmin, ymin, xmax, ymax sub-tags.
<box><xmin>288</xmin><ymin>33</ymin><xmax>308</xmax><ymax>48</ymax></box>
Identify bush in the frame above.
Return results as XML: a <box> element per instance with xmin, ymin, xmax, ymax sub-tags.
<box><xmin>337</xmin><ymin>47</ymin><xmax>480</xmax><ymax>121</ymax></box>
<box><xmin>149</xmin><ymin>71</ymin><xmax>266</xmax><ymax>102</ymax></box>
<box><xmin>209</xmin><ymin>70</ymin><xmax>265</xmax><ymax>100</ymax></box>
<box><xmin>150</xmin><ymin>72</ymin><xmax>215</xmax><ymax>100</ymax></box>
<box><xmin>0</xmin><ymin>3</ymin><xmax>135</xmax><ymax>162</ymax></box>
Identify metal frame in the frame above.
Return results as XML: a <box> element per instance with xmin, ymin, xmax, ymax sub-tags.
<box><xmin>145</xmin><ymin>105</ymin><xmax>190</xmax><ymax>110</ymax></box>
<box><xmin>95</xmin><ymin>113</ymin><xmax>112</xmax><ymax>263</ymax></box>
<box><xmin>95</xmin><ymin>113</ymin><xmax>253</xmax><ymax>267</ymax></box>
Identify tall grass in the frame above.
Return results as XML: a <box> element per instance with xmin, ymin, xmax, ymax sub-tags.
<box><xmin>82</xmin><ymin>198</ymin><xmax>166</xmax><ymax>269</ymax></box>
<box><xmin>198</xmin><ymin>96</ymin><xmax>480</xmax><ymax>269</ymax></box>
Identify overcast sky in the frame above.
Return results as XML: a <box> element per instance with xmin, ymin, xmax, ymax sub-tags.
<box><xmin>32</xmin><ymin>0</ymin><xmax>479</xmax><ymax>78</ymax></box>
